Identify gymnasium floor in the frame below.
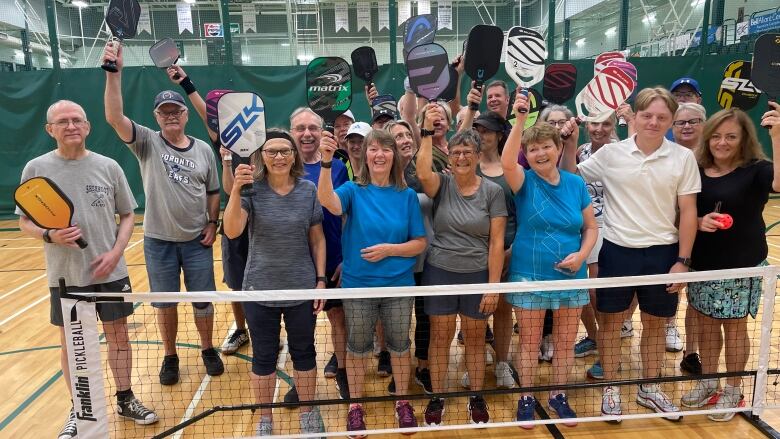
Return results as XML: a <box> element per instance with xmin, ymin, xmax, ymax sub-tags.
<box><xmin>2</xmin><ymin>200</ymin><xmax>780</xmax><ymax>438</ymax></box>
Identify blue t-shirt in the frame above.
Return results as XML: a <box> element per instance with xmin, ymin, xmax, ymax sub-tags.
<box><xmin>336</xmin><ymin>182</ymin><xmax>426</xmax><ymax>288</ymax></box>
<box><xmin>304</xmin><ymin>160</ymin><xmax>349</xmax><ymax>274</ymax></box>
<box><xmin>510</xmin><ymin>170</ymin><xmax>591</xmax><ymax>283</ymax></box>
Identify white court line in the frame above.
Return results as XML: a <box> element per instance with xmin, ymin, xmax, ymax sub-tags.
<box><xmin>0</xmin><ymin>294</ymin><xmax>48</xmax><ymax>328</ymax></box>
<box><xmin>0</xmin><ymin>237</ymin><xmax>36</xmax><ymax>241</ymax></box>
<box><xmin>0</xmin><ymin>246</ymin><xmax>42</xmax><ymax>250</ymax></box>
<box><xmin>768</xmin><ymin>256</ymin><xmax>780</xmax><ymax>263</ymax></box>
<box><xmin>0</xmin><ymin>273</ymin><xmax>46</xmax><ymax>300</ymax></box>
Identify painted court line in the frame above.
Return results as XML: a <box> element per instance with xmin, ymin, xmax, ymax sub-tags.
<box><xmin>0</xmin><ymin>273</ymin><xmax>46</xmax><ymax>301</ymax></box>
<box><xmin>0</xmin><ymin>295</ymin><xmax>48</xmax><ymax>328</ymax></box>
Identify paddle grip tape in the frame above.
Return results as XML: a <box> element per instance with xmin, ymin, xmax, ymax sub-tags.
<box><xmin>469</xmin><ymin>82</ymin><xmax>484</xmax><ymax>111</ymax></box>
<box><xmin>518</xmin><ymin>88</ymin><xmax>529</xmax><ymax>114</ymax></box>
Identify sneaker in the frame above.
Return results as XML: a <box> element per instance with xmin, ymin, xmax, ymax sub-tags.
<box><xmin>485</xmin><ymin>325</ymin><xmax>495</xmax><ymax>344</ymax></box>
<box><xmin>388</xmin><ymin>377</ymin><xmax>396</xmax><ymax>396</ymax></box>
<box><xmin>335</xmin><ymin>368</ymin><xmax>350</xmax><ymax>400</ymax></box>
<box><xmin>221</xmin><ymin>329</ymin><xmax>249</xmax><ymax>355</ymax></box>
<box><xmin>377</xmin><ymin>351</ymin><xmax>392</xmax><ymax>377</ymax></box>
<box><xmin>300</xmin><ymin>407</ymin><xmax>325</xmax><ymax>437</ymax></box>
<box><xmin>681</xmin><ymin>379</ymin><xmax>719</xmax><ymax>408</ymax></box>
<box><xmin>680</xmin><ymin>352</ymin><xmax>703</xmax><ymax>375</ymax></box>
<box><xmin>665</xmin><ymin>323</ymin><xmax>683</xmax><ymax>352</ymax></box>
<box><xmin>116</xmin><ymin>395</ymin><xmax>158</xmax><ymax>424</ymax></box>
<box><xmin>461</xmin><ymin>371</ymin><xmax>471</xmax><ymax>389</ymax></box>
<box><xmin>457</xmin><ymin>330</ymin><xmax>464</xmax><ymax>345</ymax></box>
<box><xmin>57</xmin><ymin>408</ymin><xmax>77</xmax><ymax>439</ymax></box>
<box><xmin>620</xmin><ymin>319</ymin><xmax>634</xmax><ymax>338</ymax></box>
<box><xmin>373</xmin><ymin>334</ymin><xmax>381</xmax><ymax>357</ymax></box>
<box><xmin>424</xmin><ymin>397</ymin><xmax>445</xmax><ymax>426</ymax></box>
<box><xmin>395</xmin><ymin>400</ymin><xmax>418</xmax><ymax>431</ymax></box>
<box><xmin>516</xmin><ymin>396</ymin><xmax>537</xmax><ymax>429</ymax></box>
<box><xmin>159</xmin><ymin>354</ymin><xmax>179</xmax><ymax>385</ymax></box>
<box><xmin>538</xmin><ymin>334</ymin><xmax>553</xmax><ymax>363</ymax></box>
<box><xmin>284</xmin><ymin>386</ymin><xmax>299</xmax><ymax>404</ymax></box>
<box><xmin>255</xmin><ymin>416</ymin><xmax>273</xmax><ymax>436</ymax></box>
<box><xmin>415</xmin><ymin>367</ymin><xmax>433</xmax><ymax>394</ymax></box>
<box><xmin>468</xmin><ymin>395</ymin><xmax>490</xmax><ymax>424</ymax></box>
<box><xmin>347</xmin><ymin>403</ymin><xmax>367</xmax><ymax>439</ymax></box>
<box><xmin>548</xmin><ymin>393</ymin><xmax>577</xmax><ymax>427</ymax></box>
<box><xmin>513</xmin><ymin>322</ymin><xmax>519</xmax><ymax>334</ymax></box>
<box><xmin>587</xmin><ymin>361</ymin><xmax>604</xmax><ymax>380</ymax></box>
<box><xmin>486</xmin><ymin>349</ymin><xmax>494</xmax><ymax>366</ymax></box>
<box><xmin>601</xmin><ymin>386</ymin><xmax>622</xmax><ymax>423</ymax></box>
<box><xmin>574</xmin><ymin>337</ymin><xmax>598</xmax><ymax>358</ymax></box>
<box><xmin>495</xmin><ymin>361</ymin><xmax>516</xmax><ymax>389</ymax></box>
<box><xmin>708</xmin><ymin>385</ymin><xmax>745</xmax><ymax>422</ymax></box>
<box><xmin>201</xmin><ymin>348</ymin><xmax>225</xmax><ymax>376</ymax></box>
<box><xmin>636</xmin><ymin>384</ymin><xmax>682</xmax><ymax>421</ymax></box>
<box><xmin>324</xmin><ymin>353</ymin><xmax>338</xmax><ymax>378</ymax></box>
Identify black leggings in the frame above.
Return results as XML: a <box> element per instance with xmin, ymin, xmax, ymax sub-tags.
<box><xmin>413</xmin><ymin>272</ymin><xmax>430</xmax><ymax>361</ymax></box>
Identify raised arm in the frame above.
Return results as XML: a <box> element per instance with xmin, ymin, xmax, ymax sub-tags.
<box><xmin>317</xmin><ymin>131</ymin><xmax>343</xmax><ymax>216</ymax></box>
<box><xmin>103</xmin><ymin>42</ymin><xmax>134</xmax><ymax>142</ymax></box>
<box><xmin>501</xmin><ymin>91</ymin><xmax>529</xmax><ymax>193</ymax></box>
<box><xmin>222</xmin><ymin>164</ymin><xmax>251</xmax><ymax>239</ymax></box>
<box><xmin>761</xmin><ymin>101</ymin><xmax>780</xmax><ymax>192</ymax></box>
<box><xmin>448</xmin><ymin>54</ymin><xmax>465</xmax><ymax>117</ymax></box>
<box><xmin>559</xmin><ymin>117</ymin><xmax>580</xmax><ymax>173</ymax></box>
<box><xmin>166</xmin><ymin>65</ymin><xmax>216</xmax><ymax>143</ymax></box>
<box><xmin>458</xmin><ymin>82</ymin><xmax>481</xmax><ymax>133</ymax></box>
<box><xmin>416</xmin><ymin>104</ymin><xmax>443</xmax><ymax>198</ymax></box>
<box><xmin>400</xmin><ymin>88</ymin><xmax>421</xmax><ymax>148</ymax></box>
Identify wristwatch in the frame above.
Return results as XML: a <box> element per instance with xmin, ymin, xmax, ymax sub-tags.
<box><xmin>420</xmin><ymin>128</ymin><xmax>435</xmax><ymax>137</ymax></box>
<box><xmin>42</xmin><ymin>229</ymin><xmax>52</xmax><ymax>243</ymax></box>
<box><xmin>321</xmin><ymin>161</ymin><xmax>333</xmax><ymax>169</ymax></box>
<box><xmin>208</xmin><ymin>219</ymin><xmax>219</xmax><ymax>226</ymax></box>
<box><xmin>316</xmin><ymin>276</ymin><xmax>327</xmax><ymax>283</ymax></box>
<box><xmin>676</xmin><ymin>257</ymin><xmax>692</xmax><ymax>267</ymax></box>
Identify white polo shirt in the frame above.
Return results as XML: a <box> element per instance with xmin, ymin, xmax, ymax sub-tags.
<box><xmin>577</xmin><ymin>135</ymin><xmax>700</xmax><ymax>248</ymax></box>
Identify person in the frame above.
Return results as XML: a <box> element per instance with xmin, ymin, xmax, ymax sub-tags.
<box><xmin>344</xmin><ymin>121</ymin><xmax>372</xmax><ymax>179</ymax></box>
<box><xmin>371</xmin><ymin>106</ymin><xmax>396</xmax><ymax>129</ymax></box>
<box><xmin>222</xmin><ymin>129</ymin><xmax>327</xmax><ymax>436</ymax></box>
<box><xmin>562</xmin><ymin>87</ymin><xmax>700</xmax><ymax>421</ymax></box>
<box><xmin>416</xmin><ymin>105</ymin><xmax>507</xmax><ymax>426</ymax></box>
<box><xmin>540</xmin><ymin>105</ymin><xmax>575</xmax><ymax>129</ymax></box>
<box><xmin>673</xmin><ymin>103</ymin><xmax>707</xmax><ymax>150</ymax></box>
<box><xmin>502</xmin><ymin>93</ymin><xmax>597</xmax><ymax>427</ymax></box>
<box><xmin>103</xmin><ymin>42</ymin><xmax>224</xmax><ymax>385</ymax></box>
<box><xmin>681</xmin><ymin>105</ymin><xmax>780</xmax><ymax>421</ymax></box>
<box><xmin>335</xmin><ymin>110</ymin><xmax>356</xmax><ymax>151</ymax></box>
<box><xmin>417</xmin><ymin>101</ymin><xmax>453</xmax><ymax>172</ymax></box>
<box><xmin>670</xmin><ymin>77</ymin><xmax>703</xmax><ymax>104</ymax></box>
<box><xmin>287</xmin><ymin>107</ymin><xmax>351</xmax><ymax>401</ymax></box>
<box><xmin>485</xmin><ymin>80</ymin><xmax>511</xmax><ymax>120</ymax></box>
<box><xmin>18</xmin><ymin>100</ymin><xmax>157</xmax><ymax>439</ymax></box>
<box><xmin>318</xmin><ymin>129</ymin><xmax>427</xmax><ymax>436</ymax></box>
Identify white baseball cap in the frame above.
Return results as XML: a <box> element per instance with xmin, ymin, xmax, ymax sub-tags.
<box><xmin>345</xmin><ymin>121</ymin><xmax>371</xmax><ymax>140</ymax></box>
<box><xmin>338</xmin><ymin>109</ymin><xmax>355</xmax><ymax>122</ymax></box>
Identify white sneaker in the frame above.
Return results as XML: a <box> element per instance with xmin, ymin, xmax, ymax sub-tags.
<box><xmin>681</xmin><ymin>379</ymin><xmax>719</xmax><ymax>408</ymax></box>
<box><xmin>461</xmin><ymin>371</ymin><xmax>471</xmax><ymax>389</ymax></box>
<box><xmin>665</xmin><ymin>323</ymin><xmax>683</xmax><ymax>352</ymax></box>
<box><xmin>620</xmin><ymin>319</ymin><xmax>634</xmax><ymax>338</ymax></box>
<box><xmin>538</xmin><ymin>334</ymin><xmax>554</xmax><ymax>362</ymax></box>
<box><xmin>495</xmin><ymin>361</ymin><xmax>516</xmax><ymax>389</ymax></box>
<box><xmin>57</xmin><ymin>408</ymin><xmax>77</xmax><ymax>439</ymax></box>
<box><xmin>708</xmin><ymin>385</ymin><xmax>745</xmax><ymax>422</ymax></box>
<box><xmin>221</xmin><ymin>329</ymin><xmax>249</xmax><ymax>355</ymax></box>
<box><xmin>601</xmin><ymin>386</ymin><xmax>622</xmax><ymax>422</ymax></box>
<box><xmin>636</xmin><ymin>383</ymin><xmax>682</xmax><ymax>421</ymax></box>
<box><xmin>486</xmin><ymin>349</ymin><xmax>494</xmax><ymax>365</ymax></box>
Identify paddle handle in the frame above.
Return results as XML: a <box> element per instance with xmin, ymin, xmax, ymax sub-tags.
<box><xmin>763</xmin><ymin>100</ymin><xmax>776</xmax><ymax>130</ymax></box>
<box><xmin>324</xmin><ymin>122</ymin><xmax>335</xmax><ymax>134</ymax></box>
<box><xmin>618</xmin><ymin>116</ymin><xmax>627</xmax><ymax>127</ymax></box>
<box><xmin>518</xmin><ymin>88</ymin><xmax>529</xmax><ymax>114</ymax></box>
<box><xmin>238</xmin><ymin>156</ymin><xmax>255</xmax><ymax>197</ymax></box>
<box><xmin>561</xmin><ymin>117</ymin><xmax>582</xmax><ymax>140</ymax></box>
<box><xmin>469</xmin><ymin>82</ymin><xmax>484</xmax><ymax>111</ymax></box>
<box><xmin>101</xmin><ymin>38</ymin><xmax>120</xmax><ymax>72</ymax></box>
<box><xmin>76</xmin><ymin>238</ymin><xmax>88</xmax><ymax>249</ymax></box>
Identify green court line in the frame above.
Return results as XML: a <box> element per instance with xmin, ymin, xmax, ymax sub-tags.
<box><xmin>0</xmin><ymin>371</ymin><xmax>62</xmax><ymax>431</ymax></box>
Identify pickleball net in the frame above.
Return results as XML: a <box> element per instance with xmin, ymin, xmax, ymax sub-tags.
<box><xmin>59</xmin><ymin>265</ymin><xmax>780</xmax><ymax>438</ymax></box>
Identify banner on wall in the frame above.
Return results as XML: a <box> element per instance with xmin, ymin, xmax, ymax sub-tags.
<box><xmin>137</xmin><ymin>4</ymin><xmax>151</xmax><ymax>35</ymax></box>
<box><xmin>335</xmin><ymin>1</ymin><xmax>349</xmax><ymax>32</ymax></box>
<box><xmin>438</xmin><ymin>0</ymin><xmax>452</xmax><ymax>30</ymax></box>
<box><xmin>176</xmin><ymin>3</ymin><xmax>193</xmax><ymax>34</ymax></box>
<box><xmin>398</xmin><ymin>0</ymin><xmax>411</xmax><ymax>25</ymax></box>
<box><xmin>417</xmin><ymin>0</ymin><xmax>430</xmax><ymax>15</ymax></box>
<box><xmin>242</xmin><ymin>4</ymin><xmax>256</xmax><ymax>33</ymax></box>
<box><xmin>378</xmin><ymin>3</ymin><xmax>389</xmax><ymax>30</ymax></box>
<box><xmin>357</xmin><ymin>1</ymin><xmax>371</xmax><ymax>32</ymax></box>
<box><xmin>749</xmin><ymin>10</ymin><xmax>780</xmax><ymax>34</ymax></box>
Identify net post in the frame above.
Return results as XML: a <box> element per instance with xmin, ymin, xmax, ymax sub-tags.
<box><xmin>751</xmin><ymin>265</ymin><xmax>778</xmax><ymax>417</ymax></box>
<box><xmin>219</xmin><ymin>0</ymin><xmax>233</xmax><ymax>66</ymax></box>
<box><xmin>389</xmin><ymin>0</ymin><xmax>398</xmax><ymax>66</ymax></box>
<box><xmin>44</xmin><ymin>0</ymin><xmax>60</xmax><ymax>71</ymax></box>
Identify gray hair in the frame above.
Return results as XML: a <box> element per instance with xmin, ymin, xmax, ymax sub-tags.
<box><xmin>449</xmin><ymin>128</ymin><xmax>482</xmax><ymax>153</ymax></box>
<box><xmin>46</xmin><ymin>100</ymin><xmax>86</xmax><ymax>123</ymax></box>
<box><xmin>540</xmin><ymin>104</ymin><xmax>574</xmax><ymax>122</ymax></box>
<box><xmin>675</xmin><ymin>102</ymin><xmax>707</xmax><ymax>120</ymax></box>
<box><xmin>289</xmin><ymin>107</ymin><xmax>323</xmax><ymax>128</ymax></box>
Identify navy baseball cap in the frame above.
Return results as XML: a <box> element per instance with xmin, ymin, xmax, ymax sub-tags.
<box><xmin>670</xmin><ymin>77</ymin><xmax>702</xmax><ymax>96</ymax></box>
<box><xmin>473</xmin><ymin>111</ymin><xmax>506</xmax><ymax>132</ymax></box>
<box><xmin>153</xmin><ymin>90</ymin><xmax>187</xmax><ymax>110</ymax></box>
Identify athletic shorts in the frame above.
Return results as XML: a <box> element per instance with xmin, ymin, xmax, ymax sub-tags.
<box><xmin>422</xmin><ymin>263</ymin><xmax>490</xmax><ymax>320</ymax></box>
<box><xmin>688</xmin><ymin>261</ymin><xmax>766</xmax><ymax>319</ymax></box>
<box><xmin>221</xmin><ymin>227</ymin><xmax>249</xmax><ymax>290</ymax></box>
<box><xmin>586</xmin><ymin>228</ymin><xmax>604</xmax><ymax>265</ymax></box>
<box><xmin>506</xmin><ymin>274</ymin><xmax>589</xmax><ymax>310</ymax></box>
<box><xmin>50</xmin><ymin>277</ymin><xmax>134</xmax><ymax>327</ymax></box>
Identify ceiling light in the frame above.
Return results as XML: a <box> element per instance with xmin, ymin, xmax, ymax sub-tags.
<box><xmin>297</xmin><ymin>54</ymin><xmax>314</xmax><ymax>62</ymax></box>
<box><xmin>182</xmin><ymin>0</ymin><xmax>196</xmax><ymax>4</ymax></box>
<box><xmin>690</xmin><ymin>0</ymin><xmax>703</xmax><ymax>7</ymax></box>
<box><xmin>642</xmin><ymin>13</ymin><xmax>656</xmax><ymax>24</ymax></box>
<box><xmin>604</xmin><ymin>27</ymin><xmax>616</xmax><ymax>37</ymax></box>
<box><xmin>575</xmin><ymin>38</ymin><xmax>586</xmax><ymax>47</ymax></box>
<box><xmin>280</xmin><ymin>42</ymin><xmax>290</xmax><ymax>47</ymax></box>
<box><xmin>72</xmin><ymin>0</ymin><xmax>88</xmax><ymax>8</ymax></box>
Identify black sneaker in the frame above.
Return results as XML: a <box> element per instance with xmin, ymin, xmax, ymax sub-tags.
<box><xmin>513</xmin><ymin>322</ymin><xmax>519</xmax><ymax>334</ymax></box>
<box><xmin>324</xmin><ymin>353</ymin><xmax>338</xmax><ymax>378</ymax></box>
<box><xmin>57</xmin><ymin>407</ymin><xmax>77</xmax><ymax>439</ymax></box>
<box><xmin>116</xmin><ymin>395</ymin><xmax>159</xmax><ymax>425</ymax></box>
<box><xmin>415</xmin><ymin>367</ymin><xmax>433</xmax><ymax>394</ymax></box>
<box><xmin>457</xmin><ymin>330</ymin><xmax>464</xmax><ymax>345</ymax></box>
<box><xmin>377</xmin><ymin>351</ymin><xmax>392</xmax><ymax>377</ymax></box>
<box><xmin>335</xmin><ymin>368</ymin><xmax>350</xmax><ymax>400</ymax></box>
<box><xmin>485</xmin><ymin>325</ymin><xmax>495</xmax><ymax>344</ymax></box>
<box><xmin>680</xmin><ymin>352</ymin><xmax>703</xmax><ymax>375</ymax></box>
<box><xmin>159</xmin><ymin>354</ymin><xmax>179</xmax><ymax>385</ymax></box>
<box><xmin>201</xmin><ymin>348</ymin><xmax>224</xmax><ymax>376</ymax></box>
<box><xmin>388</xmin><ymin>377</ymin><xmax>396</xmax><ymax>396</ymax></box>
<box><xmin>284</xmin><ymin>386</ymin><xmax>299</xmax><ymax>405</ymax></box>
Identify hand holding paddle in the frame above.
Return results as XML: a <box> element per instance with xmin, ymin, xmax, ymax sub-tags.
<box><xmin>319</xmin><ymin>131</ymin><xmax>339</xmax><ymax>163</ymax></box>
<box><xmin>15</xmin><ymin>176</ymin><xmax>88</xmax><ymax>249</ymax></box>
<box><xmin>465</xmin><ymin>82</ymin><xmax>483</xmax><ymax>111</ymax></box>
<box><xmin>101</xmin><ymin>0</ymin><xmax>140</xmax><ymax>72</ymax></box>
<box><xmin>761</xmin><ymin>101</ymin><xmax>780</xmax><ymax>138</ymax></box>
<box><xmin>511</xmin><ymin>90</ymin><xmax>530</xmax><ymax>125</ymax></box>
<box><xmin>102</xmin><ymin>41</ymin><xmax>123</xmax><ymax>73</ymax></box>
<box><xmin>751</xmin><ymin>33</ymin><xmax>780</xmax><ymax>128</ymax></box>
<box><xmin>231</xmin><ymin>164</ymin><xmax>255</xmax><ymax>197</ymax></box>
<box><xmin>465</xmin><ymin>25</ymin><xmax>504</xmax><ymax>111</ymax></box>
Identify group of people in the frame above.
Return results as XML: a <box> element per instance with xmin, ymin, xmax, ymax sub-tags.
<box><xmin>18</xmin><ymin>39</ymin><xmax>780</xmax><ymax>439</ymax></box>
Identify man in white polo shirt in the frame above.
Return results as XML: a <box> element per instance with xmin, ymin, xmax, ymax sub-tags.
<box><xmin>561</xmin><ymin>87</ymin><xmax>700</xmax><ymax>421</ymax></box>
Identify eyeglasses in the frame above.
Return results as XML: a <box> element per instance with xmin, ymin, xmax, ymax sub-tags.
<box><xmin>673</xmin><ymin>92</ymin><xmax>696</xmax><ymax>99</ymax></box>
<box><xmin>263</xmin><ymin>148</ymin><xmax>294</xmax><ymax>158</ymax></box>
<box><xmin>49</xmin><ymin>119</ymin><xmax>88</xmax><ymax>128</ymax></box>
<box><xmin>292</xmin><ymin>125</ymin><xmax>322</xmax><ymax>133</ymax></box>
<box><xmin>547</xmin><ymin>119</ymin><xmax>568</xmax><ymax>127</ymax></box>
<box><xmin>155</xmin><ymin>109</ymin><xmax>186</xmax><ymax>118</ymax></box>
<box><xmin>450</xmin><ymin>150</ymin><xmax>475</xmax><ymax>158</ymax></box>
<box><xmin>672</xmin><ymin>118</ymin><xmax>703</xmax><ymax>127</ymax></box>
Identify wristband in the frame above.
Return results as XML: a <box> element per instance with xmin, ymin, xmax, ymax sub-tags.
<box><xmin>321</xmin><ymin>160</ymin><xmax>332</xmax><ymax>169</ymax></box>
<box><xmin>420</xmin><ymin>128</ymin><xmax>435</xmax><ymax>137</ymax></box>
<box><xmin>180</xmin><ymin>76</ymin><xmax>197</xmax><ymax>95</ymax></box>
<box><xmin>316</xmin><ymin>276</ymin><xmax>327</xmax><ymax>283</ymax></box>
<box><xmin>208</xmin><ymin>219</ymin><xmax>219</xmax><ymax>226</ymax></box>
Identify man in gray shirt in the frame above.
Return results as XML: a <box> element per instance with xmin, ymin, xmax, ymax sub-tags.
<box><xmin>103</xmin><ymin>43</ymin><xmax>223</xmax><ymax>385</ymax></box>
<box><xmin>17</xmin><ymin>100</ymin><xmax>157</xmax><ymax>439</ymax></box>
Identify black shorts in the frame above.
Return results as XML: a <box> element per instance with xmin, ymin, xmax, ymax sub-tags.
<box><xmin>322</xmin><ymin>271</ymin><xmax>342</xmax><ymax>311</ymax></box>
<box><xmin>596</xmin><ymin>240</ymin><xmax>679</xmax><ymax>318</ymax></box>
<box><xmin>221</xmin><ymin>227</ymin><xmax>249</xmax><ymax>290</ymax></box>
<box><xmin>422</xmin><ymin>263</ymin><xmax>490</xmax><ymax>320</ymax></box>
<box><xmin>50</xmin><ymin>277</ymin><xmax>134</xmax><ymax>327</ymax></box>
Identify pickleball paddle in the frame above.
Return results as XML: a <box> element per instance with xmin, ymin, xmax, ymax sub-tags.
<box><xmin>402</xmin><ymin>14</ymin><xmax>438</xmax><ymax>57</ymax></box>
<box><xmin>206</xmin><ymin>89</ymin><xmax>232</xmax><ymax>134</ymax></box>
<box><xmin>351</xmin><ymin>46</ymin><xmax>379</xmax><ymax>91</ymax></box>
<box><xmin>101</xmin><ymin>0</ymin><xmax>140</xmax><ymax>72</ymax></box>
<box><xmin>594</xmin><ymin>51</ymin><xmax>625</xmax><ymax>76</ymax></box>
<box><xmin>218</xmin><ymin>92</ymin><xmax>266</xmax><ymax>196</ymax></box>
<box><xmin>543</xmin><ymin>63</ymin><xmax>577</xmax><ymax>105</ymax></box>
<box><xmin>464</xmin><ymin>24</ymin><xmax>504</xmax><ymax>111</ymax></box>
<box><xmin>306</xmin><ymin>57</ymin><xmax>353</xmax><ymax>133</ymax></box>
<box><xmin>505</xmin><ymin>26</ymin><xmax>547</xmax><ymax>113</ymax></box>
<box><xmin>751</xmin><ymin>33</ymin><xmax>780</xmax><ymax>129</ymax></box>
<box><xmin>149</xmin><ymin>38</ymin><xmax>181</xmax><ymax>79</ymax></box>
<box><xmin>405</xmin><ymin>43</ymin><xmax>451</xmax><ymax>101</ymax></box>
<box><xmin>718</xmin><ymin>60</ymin><xmax>761</xmax><ymax>111</ymax></box>
<box><xmin>15</xmin><ymin>177</ymin><xmax>88</xmax><ymax>249</ymax></box>
<box><xmin>604</xmin><ymin>59</ymin><xmax>638</xmax><ymax>126</ymax></box>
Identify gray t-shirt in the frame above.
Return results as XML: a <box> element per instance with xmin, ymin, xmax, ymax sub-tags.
<box><xmin>241</xmin><ymin>179</ymin><xmax>324</xmax><ymax>307</ymax></box>
<box><xmin>428</xmin><ymin>174</ymin><xmax>507</xmax><ymax>273</ymax></box>
<box><xmin>16</xmin><ymin>151</ymin><xmax>137</xmax><ymax>287</ymax></box>
<box><xmin>126</xmin><ymin>123</ymin><xmax>220</xmax><ymax>242</ymax></box>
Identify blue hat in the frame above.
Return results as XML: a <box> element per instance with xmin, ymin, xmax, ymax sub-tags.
<box><xmin>670</xmin><ymin>77</ymin><xmax>702</xmax><ymax>96</ymax></box>
<box><xmin>153</xmin><ymin>90</ymin><xmax>187</xmax><ymax>110</ymax></box>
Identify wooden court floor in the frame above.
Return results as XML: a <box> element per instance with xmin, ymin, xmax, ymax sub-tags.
<box><xmin>3</xmin><ymin>202</ymin><xmax>780</xmax><ymax>438</ymax></box>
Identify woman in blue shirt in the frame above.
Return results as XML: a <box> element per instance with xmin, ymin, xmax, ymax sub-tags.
<box><xmin>501</xmin><ymin>93</ymin><xmax>598</xmax><ymax>427</ymax></box>
<box><xmin>318</xmin><ymin>128</ymin><xmax>427</xmax><ymax>437</ymax></box>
